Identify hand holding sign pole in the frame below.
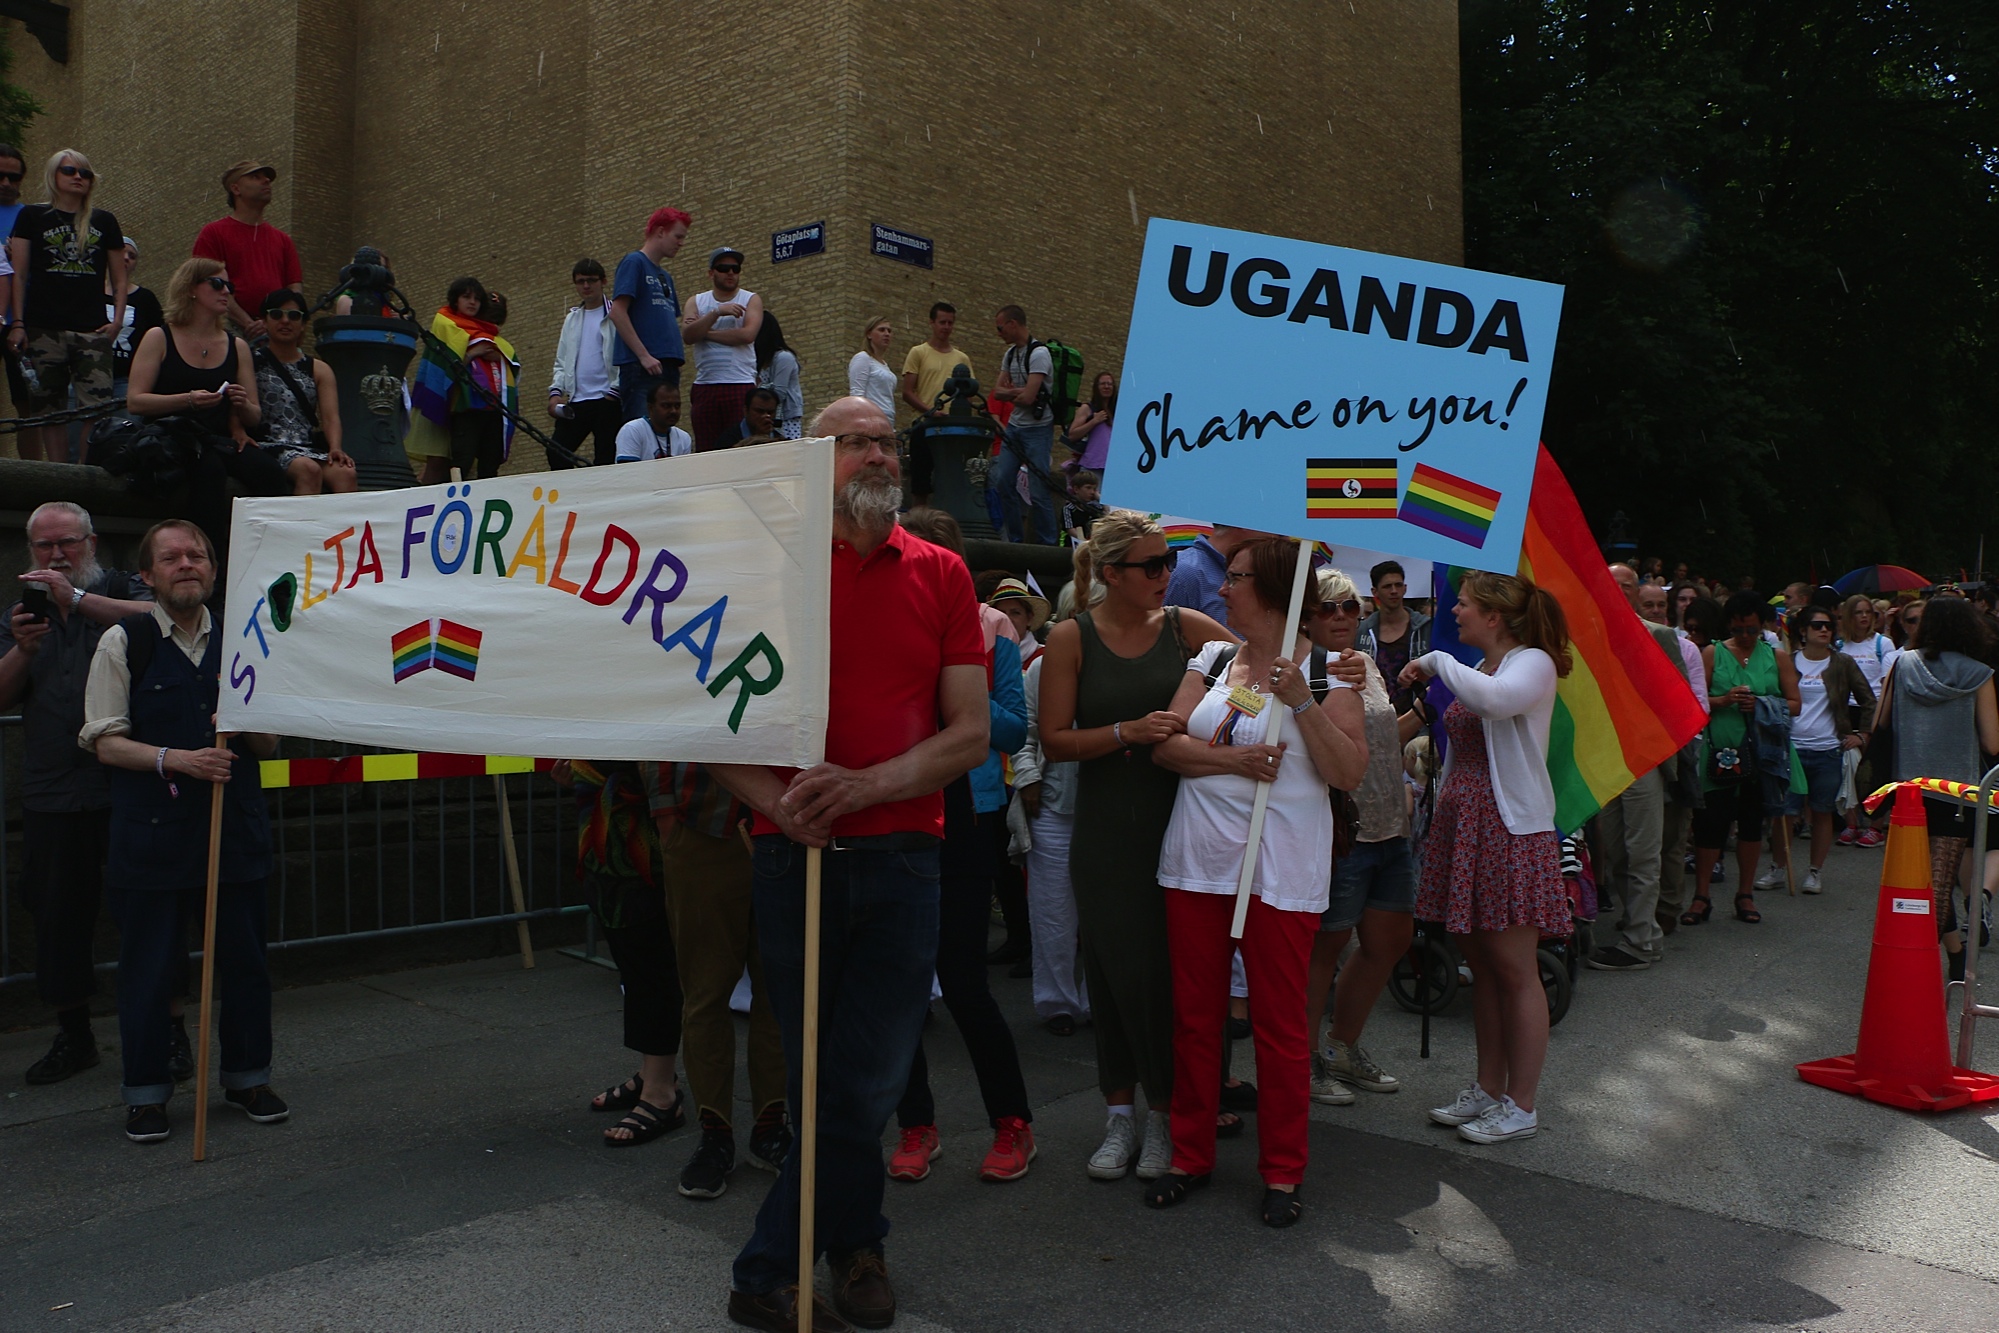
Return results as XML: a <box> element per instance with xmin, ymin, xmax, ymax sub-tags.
<box><xmin>1229</xmin><ymin>540</ymin><xmax>1315</xmax><ymax>939</ymax></box>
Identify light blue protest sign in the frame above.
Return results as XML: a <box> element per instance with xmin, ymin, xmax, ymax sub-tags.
<box><xmin>1103</xmin><ymin>219</ymin><xmax>1564</xmax><ymax>574</ymax></box>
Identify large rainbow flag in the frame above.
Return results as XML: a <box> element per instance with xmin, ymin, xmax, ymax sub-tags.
<box><xmin>1432</xmin><ymin>446</ymin><xmax>1707</xmax><ymax>832</ymax></box>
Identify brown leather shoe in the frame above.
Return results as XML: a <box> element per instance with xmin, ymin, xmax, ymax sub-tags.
<box><xmin>828</xmin><ymin>1249</ymin><xmax>897</xmax><ymax>1329</ymax></box>
<box><xmin>726</xmin><ymin>1284</ymin><xmax>852</xmax><ymax>1333</ymax></box>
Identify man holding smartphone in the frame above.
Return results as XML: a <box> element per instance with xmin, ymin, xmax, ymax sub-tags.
<box><xmin>0</xmin><ymin>502</ymin><xmax>156</xmax><ymax>1086</ymax></box>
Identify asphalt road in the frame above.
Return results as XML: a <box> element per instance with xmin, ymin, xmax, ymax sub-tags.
<box><xmin>5</xmin><ymin>838</ymin><xmax>1999</xmax><ymax>1331</ymax></box>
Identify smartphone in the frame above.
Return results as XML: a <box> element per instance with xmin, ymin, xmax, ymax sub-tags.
<box><xmin>18</xmin><ymin>584</ymin><xmax>51</xmax><ymax>623</ymax></box>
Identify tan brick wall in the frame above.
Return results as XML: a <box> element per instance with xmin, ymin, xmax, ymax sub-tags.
<box><xmin>3</xmin><ymin>0</ymin><xmax>1459</xmax><ymax>472</ymax></box>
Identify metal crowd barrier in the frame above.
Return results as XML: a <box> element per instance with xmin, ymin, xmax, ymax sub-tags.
<box><xmin>0</xmin><ymin>715</ymin><xmax>585</xmax><ymax>989</ymax></box>
<box><xmin>1954</xmin><ymin>761</ymin><xmax>1999</xmax><ymax>1066</ymax></box>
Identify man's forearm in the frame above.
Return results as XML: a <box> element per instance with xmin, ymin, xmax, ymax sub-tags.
<box><xmin>607</xmin><ymin>301</ymin><xmax>650</xmax><ymax>359</ymax></box>
<box><xmin>79</xmin><ymin>595</ymin><xmax>153</xmax><ymax>627</ymax></box>
<box><xmin>706</xmin><ymin>762</ymin><xmax>790</xmax><ymax>822</ymax></box>
<box><xmin>855</xmin><ymin>715</ymin><xmax>989</xmax><ymax>810</ymax></box>
<box><xmin>95</xmin><ymin>733</ymin><xmax>164</xmax><ymax>773</ymax></box>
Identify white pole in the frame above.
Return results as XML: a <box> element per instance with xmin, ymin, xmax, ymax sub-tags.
<box><xmin>1230</xmin><ymin>537</ymin><xmax>1314</xmax><ymax>939</ymax></box>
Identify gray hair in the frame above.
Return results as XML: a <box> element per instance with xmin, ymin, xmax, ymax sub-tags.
<box><xmin>26</xmin><ymin>501</ymin><xmax>94</xmax><ymax>539</ymax></box>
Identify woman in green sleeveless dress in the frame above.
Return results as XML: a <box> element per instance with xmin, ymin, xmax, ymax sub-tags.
<box><xmin>1038</xmin><ymin>512</ymin><xmax>1232</xmax><ymax>1182</ymax></box>
<box><xmin>1689</xmin><ymin>592</ymin><xmax>1801</xmax><ymax>924</ymax></box>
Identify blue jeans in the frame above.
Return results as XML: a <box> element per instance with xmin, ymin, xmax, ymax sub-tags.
<box><xmin>732</xmin><ymin>835</ymin><xmax>941</xmax><ymax>1296</ymax></box>
<box><xmin>616</xmin><ymin>359</ymin><xmax>681</xmax><ymax>422</ymax></box>
<box><xmin>110</xmin><ymin>879</ymin><xmax>271</xmax><ymax>1106</ymax></box>
<box><xmin>991</xmin><ymin>421</ymin><xmax>1056</xmax><ymax>544</ymax></box>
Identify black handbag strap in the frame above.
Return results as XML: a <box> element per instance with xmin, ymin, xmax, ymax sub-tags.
<box><xmin>257</xmin><ymin>349</ymin><xmax>318</xmax><ymax>431</ymax></box>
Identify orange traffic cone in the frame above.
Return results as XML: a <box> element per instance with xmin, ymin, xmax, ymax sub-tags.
<box><xmin>1797</xmin><ymin>783</ymin><xmax>1999</xmax><ymax>1111</ymax></box>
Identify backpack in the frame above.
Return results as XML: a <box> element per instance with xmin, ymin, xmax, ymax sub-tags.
<box><xmin>1011</xmin><ymin>338</ymin><xmax>1084</xmax><ymax>420</ymax></box>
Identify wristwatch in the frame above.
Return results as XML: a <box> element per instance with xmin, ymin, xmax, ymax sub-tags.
<box><xmin>69</xmin><ymin>586</ymin><xmax>85</xmax><ymax>611</ymax></box>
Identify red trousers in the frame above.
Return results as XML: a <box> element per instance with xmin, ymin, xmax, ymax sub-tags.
<box><xmin>690</xmin><ymin>382</ymin><xmax>752</xmax><ymax>452</ymax></box>
<box><xmin>1164</xmin><ymin>888</ymin><xmax>1317</xmax><ymax>1184</ymax></box>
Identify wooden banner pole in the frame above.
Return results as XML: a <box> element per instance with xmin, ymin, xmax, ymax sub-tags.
<box><xmin>492</xmin><ymin>775</ymin><xmax>536</xmax><ymax>968</ymax></box>
<box><xmin>1231</xmin><ymin>539</ymin><xmax>1315</xmax><ymax>940</ymax></box>
<box><xmin>191</xmin><ymin>733</ymin><xmax>232</xmax><ymax>1163</ymax></box>
<box><xmin>797</xmin><ymin>844</ymin><xmax>824</xmax><ymax>1332</ymax></box>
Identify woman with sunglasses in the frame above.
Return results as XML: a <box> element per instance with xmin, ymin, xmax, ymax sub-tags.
<box><xmin>1837</xmin><ymin>595</ymin><xmax>1898</xmax><ymax>847</ymax></box>
<box><xmin>1038</xmin><ymin>511</ymin><xmax>1234</xmax><ymax>1183</ymax></box>
<box><xmin>1892</xmin><ymin>598</ymin><xmax>1926</xmax><ymax>649</ymax></box>
<box><xmin>6</xmin><ymin>149</ymin><xmax>125</xmax><ymax>462</ymax></box>
<box><xmin>253</xmin><ymin>289</ymin><xmax>355</xmax><ymax>496</ymax></box>
<box><xmin>1786</xmin><ymin>609</ymin><xmax>1875</xmax><ymax>892</ymax></box>
<box><xmin>1688</xmin><ymin>591</ymin><xmax>1801</xmax><ymax>924</ymax></box>
<box><xmin>1300</xmin><ymin>567</ymin><xmax>1425</xmax><ymax>1106</ymax></box>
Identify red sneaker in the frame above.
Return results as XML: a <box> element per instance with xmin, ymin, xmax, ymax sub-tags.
<box><xmin>977</xmin><ymin>1116</ymin><xmax>1037</xmax><ymax>1182</ymax></box>
<box><xmin>1857</xmin><ymin>828</ymin><xmax>1884</xmax><ymax>848</ymax></box>
<box><xmin>1837</xmin><ymin>826</ymin><xmax>1858</xmax><ymax>846</ymax></box>
<box><xmin>887</xmin><ymin>1124</ymin><xmax>940</xmax><ymax>1182</ymax></box>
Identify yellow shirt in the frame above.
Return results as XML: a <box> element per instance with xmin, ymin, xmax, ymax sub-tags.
<box><xmin>901</xmin><ymin>342</ymin><xmax>972</xmax><ymax>418</ymax></box>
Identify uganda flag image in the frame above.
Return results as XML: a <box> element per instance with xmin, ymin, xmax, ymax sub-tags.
<box><xmin>1305</xmin><ymin>458</ymin><xmax>1399</xmax><ymax>519</ymax></box>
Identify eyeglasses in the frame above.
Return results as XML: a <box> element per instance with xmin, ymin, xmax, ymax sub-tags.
<box><xmin>205</xmin><ymin>276</ymin><xmax>234</xmax><ymax>293</ymax></box>
<box><xmin>1108</xmin><ymin>554</ymin><xmax>1176</xmax><ymax>579</ymax></box>
<box><xmin>267</xmin><ymin>309</ymin><xmax>305</xmax><ymax>322</ymax></box>
<box><xmin>0</xmin><ymin>172</ymin><xmax>21</xmax><ymax>183</ymax></box>
<box><xmin>29</xmin><ymin>536</ymin><xmax>87</xmax><ymax>553</ymax></box>
<box><xmin>712</xmin><ymin>264</ymin><xmax>741</xmax><ymax>274</ymax></box>
<box><xmin>572</xmin><ymin>275</ymin><xmax>602</xmax><ymax>284</ymax></box>
<box><xmin>834</xmin><ymin>433</ymin><xmax>898</xmax><ymax>452</ymax></box>
<box><xmin>56</xmin><ymin>164</ymin><xmax>94</xmax><ymax>180</ymax></box>
<box><xmin>1316</xmin><ymin>599</ymin><xmax>1363</xmax><ymax>616</ymax></box>
<box><xmin>1803</xmin><ymin>620</ymin><xmax>1833</xmax><ymax>633</ymax></box>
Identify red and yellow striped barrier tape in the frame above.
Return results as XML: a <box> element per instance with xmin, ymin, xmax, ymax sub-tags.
<box><xmin>259</xmin><ymin>753</ymin><xmax>554</xmax><ymax>790</ymax></box>
<box><xmin>1863</xmin><ymin>778</ymin><xmax>1999</xmax><ymax>814</ymax></box>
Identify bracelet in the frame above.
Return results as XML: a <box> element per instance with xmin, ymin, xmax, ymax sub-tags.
<box><xmin>1113</xmin><ymin>721</ymin><xmax>1125</xmax><ymax>747</ymax></box>
<box><xmin>1290</xmin><ymin>698</ymin><xmax>1312</xmax><ymax>715</ymax></box>
<box><xmin>155</xmin><ymin>746</ymin><xmax>169</xmax><ymax>779</ymax></box>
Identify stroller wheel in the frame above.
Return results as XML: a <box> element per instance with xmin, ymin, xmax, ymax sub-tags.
<box><xmin>1539</xmin><ymin>946</ymin><xmax>1573</xmax><ymax>1026</ymax></box>
<box><xmin>1389</xmin><ymin>928</ymin><xmax>1460</xmax><ymax>1015</ymax></box>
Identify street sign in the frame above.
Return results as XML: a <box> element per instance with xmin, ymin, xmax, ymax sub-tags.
<box><xmin>871</xmin><ymin>222</ymin><xmax>933</xmax><ymax>269</ymax></box>
<box><xmin>771</xmin><ymin>222</ymin><xmax>825</xmax><ymax>265</ymax></box>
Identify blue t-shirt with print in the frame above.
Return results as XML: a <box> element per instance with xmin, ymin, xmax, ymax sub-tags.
<box><xmin>611</xmin><ymin>250</ymin><xmax>683</xmax><ymax>366</ymax></box>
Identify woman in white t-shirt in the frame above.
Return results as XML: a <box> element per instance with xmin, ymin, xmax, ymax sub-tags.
<box><xmin>847</xmin><ymin>315</ymin><xmax>899</xmax><ymax>420</ymax></box>
<box><xmin>1789</xmin><ymin>608</ymin><xmax>1875</xmax><ymax>888</ymax></box>
<box><xmin>613</xmin><ymin>380</ymin><xmax>691</xmax><ymax>461</ymax></box>
<box><xmin>1148</xmin><ymin>537</ymin><xmax>1366</xmax><ymax>1227</ymax></box>
<box><xmin>1837</xmin><ymin>594</ymin><xmax>1897</xmax><ymax>845</ymax></box>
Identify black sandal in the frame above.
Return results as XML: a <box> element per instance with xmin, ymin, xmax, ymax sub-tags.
<box><xmin>1220</xmin><ymin>1080</ymin><xmax>1259</xmax><ymax>1113</ymax></box>
<box><xmin>1681</xmin><ymin>896</ymin><xmax>1713</xmax><ymax>927</ymax></box>
<box><xmin>603</xmin><ymin>1094</ymin><xmax>685</xmax><ymax>1147</ymax></box>
<box><xmin>590</xmin><ymin>1073</ymin><xmax>644</xmax><ymax>1113</ymax></box>
<box><xmin>1216</xmin><ymin>1110</ymin><xmax>1245</xmax><ymax>1139</ymax></box>
<box><xmin>1142</xmin><ymin>1172</ymin><xmax>1211</xmax><ymax>1208</ymax></box>
<box><xmin>1043</xmin><ymin>1014</ymin><xmax>1076</xmax><ymax>1036</ymax></box>
<box><xmin>1261</xmin><ymin>1186</ymin><xmax>1303</xmax><ymax>1229</ymax></box>
<box><xmin>1733</xmin><ymin>893</ymin><xmax>1762</xmax><ymax>924</ymax></box>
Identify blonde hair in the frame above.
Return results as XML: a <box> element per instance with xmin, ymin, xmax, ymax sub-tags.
<box><xmin>1459</xmin><ymin>570</ymin><xmax>1573</xmax><ymax>676</ymax></box>
<box><xmin>1085</xmin><ymin>509</ymin><xmax>1161</xmax><ymax>599</ymax></box>
<box><xmin>1065</xmin><ymin>540</ymin><xmax>1095</xmax><ymax>618</ymax></box>
<box><xmin>859</xmin><ymin>315</ymin><xmax>891</xmax><ymax>358</ymax></box>
<box><xmin>162</xmin><ymin>256</ymin><xmax>226</xmax><ymax>326</ymax></box>
<box><xmin>1315</xmin><ymin>566</ymin><xmax>1358</xmax><ymax>606</ymax></box>
<box><xmin>43</xmin><ymin>148</ymin><xmax>94</xmax><ymax>202</ymax></box>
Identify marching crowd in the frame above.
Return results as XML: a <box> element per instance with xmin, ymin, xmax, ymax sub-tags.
<box><xmin>6</xmin><ymin>152</ymin><xmax>1998</xmax><ymax>1333</ymax></box>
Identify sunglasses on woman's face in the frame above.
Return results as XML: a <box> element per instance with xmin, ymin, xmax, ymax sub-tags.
<box><xmin>1316</xmin><ymin>599</ymin><xmax>1363</xmax><ymax>616</ymax></box>
<box><xmin>57</xmin><ymin>164</ymin><xmax>94</xmax><ymax>180</ymax></box>
<box><xmin>1107</xmin><ymin>554</ymin><xmax>1175</xmax><ymax>579</ymax></box>
<box><xmin>205</xmin><ymin>276</ymin><xmax>234</xmax><ymax>293</ymax></box>
<box><xmin>1804</xmin><ymin>620</ymin><xmax>1833</xmax><ymax>632</ymax></box>
<box><xmin>267</xmin><ymin>309</ymin><xmax>305</xmax><ymax>322</ymax></box>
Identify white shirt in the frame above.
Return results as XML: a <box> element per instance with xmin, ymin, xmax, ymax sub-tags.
<box><xmin>1418</xmin><ymin>645</ymin><xmax>1560</xmax><ymax>835</ymax></box>
<box><xmin>1841</xmin><ymin>632</ymin><xmax>1898</xmax><ymax>694</ymax></box>
<box><xmin>1156</xmin><ymin>642</ymin><xmax>1348</xmax><ymax>913</ymax></box>
<box><xmin>573</xmin><ymin>305</ymin><xmax>613</xmax><ymax>402</ymax></box>
<box><xmin>1793</xmin><ymin>653</ymin><xmax>1838</xmax><ymax>751</ymax></box>
<box><xmin>691</xmin><ymin>289</ymin><xmax>757</xmax><ymax>385</ymax></box>
<box><xmin>614</xmin><ymin>418</ymin><xmax>692</xmax><ymax>462</ymax></box>
<box><xmin>1675</xmin><ymin>628</ymin><xmax>1710</xmax><ymax>715</ymax></box>
<box><xmin>848</xmin><ymin>351</ymin><xmax>899</xmax><ymax>420</ymax></box>
<box><xmin>80</xmin><ymin>603</ymin><xmax>211</xmax><ymax>750</ymax></box>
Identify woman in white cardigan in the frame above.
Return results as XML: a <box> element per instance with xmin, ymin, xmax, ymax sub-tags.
<box><xmin>1397</xmin><ymin>571</ymin><xmax>1572</xmax><ymax>1147</ymax></box>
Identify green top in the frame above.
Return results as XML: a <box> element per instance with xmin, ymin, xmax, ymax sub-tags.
<box><xmin>1704</xmin><ymin>638</ymin><xmax>1806</xmax><ymax>796</ymax></box>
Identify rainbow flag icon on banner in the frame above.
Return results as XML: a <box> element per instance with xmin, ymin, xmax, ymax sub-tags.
<box><xmin>1306</xmin><ymin>458</ymin><xmax>1399</xmax><ymax>519</ymax></box>
<box><xmin>391</xmin><ymin>618</ymin><xmax>484</xmax><ymax>683</ymax></box>
<box><xmin>1398</xmin><ymin>463</ymin><xmax>1501</xmax><ymax>549</ymax></box>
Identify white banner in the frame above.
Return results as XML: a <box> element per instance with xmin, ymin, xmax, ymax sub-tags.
<box><xmin>217</xmin><ymin>441</ymin><xmax>833</xmax><ymax>765</ymax></box>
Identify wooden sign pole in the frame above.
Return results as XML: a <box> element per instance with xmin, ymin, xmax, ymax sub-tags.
<box><xmin>191</xmin><ymin>733</ymin><xmax>233</xmax><ymax>1162</ymax></box>
<box><xmin>1231</xmin><ymin>539</ymin><xmax>1315</xmax><ymax>939</ymax></box>
<box><xmin>796</xmin><ymin>845</ymin><xmax>823</xmax><ymax>1332</ymax></box>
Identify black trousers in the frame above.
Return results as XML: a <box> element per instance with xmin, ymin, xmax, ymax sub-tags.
<box><xmin>990</xmin><ymin>804</ymin><xmax>1029</xmax><ymax>949</ymax></box>
<box><xmin>594</xmin><ymin>877</ymin><xmax>684</xmax><ymax>1058</ymax></box>
<box><xmin>22</xmin><ymin>808</ymin><xmax>110</xmax><ymax>1009</ymax></box>
<box><xmin>897</xmin><ymin>779</ymin><xmax>1031</xmax><ymax>1128</ymax></box>
<box><xmin>111</xmin><ymin>878</ymin><xmax>268</xmax><ymax>1105</ymax></box>
<box><xmin>450</xmin><ymin>410</ymin><xmax>505</xmax><ymax>479</ymax></box>
<box><xmin>548</xmin><ymin>396</ymin><xmax>622</xmax><ymax>469</ymax></box>
<box><xmin>188</xmin><ymin>436</ymin><xmax>290</xmax><ymax>582</ymax></box>
<box><xmin>906</xmin><ymin>420</ymin><xmax>936</xmax><ymax>497</ymax></box>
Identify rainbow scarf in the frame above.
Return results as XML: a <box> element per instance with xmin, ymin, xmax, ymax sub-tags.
<box><xmin>407</xmin><ymin>308</ymin><xmax>520</xmax><ymax>463</ymax></box>
<box><xmin>1431</xmin><ymin>446</ymin><xmax>1708</xmax><ymax>832</ymax></box>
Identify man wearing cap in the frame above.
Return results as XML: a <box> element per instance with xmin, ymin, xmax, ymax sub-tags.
<box><xmin>682</xmin><ymin>246</ymin><xmax>763</xmax><ymax>452</ymax></box>
<box><xmin>192</xmin><ymin>161</ymin><xmax>302</xmax><ymax>339</ymax></box>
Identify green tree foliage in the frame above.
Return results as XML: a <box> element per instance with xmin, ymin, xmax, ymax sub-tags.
<box><xmin>1462</xmin><ymin>1</ymin><xmax>1999</xmax><ymax>585</ymax></box>
<box><xmin>0</xmin><ymin>29</ymin><xmax>40</xmax><ymax>147</ymax></box>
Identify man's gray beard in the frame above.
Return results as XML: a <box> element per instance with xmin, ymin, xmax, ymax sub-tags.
<box><xmin>54</xmin><ymin>554</ymin><xmax>102</xmax><ymax>591</ymax></box>
<box><xmin>836</xmin><ymin>472</ymin><xmax>901</xmax><ymax>533</ymax></box>
<box><xmin>158</xmin><ymin>580</ymin><xmax>210</xmax><ymax>614</ymax></box>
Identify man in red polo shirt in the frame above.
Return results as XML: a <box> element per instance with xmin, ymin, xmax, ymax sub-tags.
<box><xmin>712</xmin><ymin>396</ymin><xmax>989</xmax><ymax>1333</ymax></box>
<box><xmin>191</xmin><ymin>161</ymin><xmax>302</xmax><ymax>339</ymax></box>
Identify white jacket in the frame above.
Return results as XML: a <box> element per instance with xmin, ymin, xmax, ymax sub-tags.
<box><xmin>548</xmin><ymin>304</ymin><xmax>619</xmax><ymax>400</ymax></box>
<box><xmin>1420</xmin><ymin>645</ymin><xmax>1559</xmax><ymax>835</ymax></box>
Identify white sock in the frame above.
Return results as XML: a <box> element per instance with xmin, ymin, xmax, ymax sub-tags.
<box><xmin>1106</xmin><ymin>1104</ymin><xmax>1133</xmax><ymax>1119</ymax></box>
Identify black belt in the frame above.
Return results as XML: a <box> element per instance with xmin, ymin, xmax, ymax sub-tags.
<box><xmin>827</xmin><ymin>833</ymin><xmax>940</xmax><ymax>853</ymax></box>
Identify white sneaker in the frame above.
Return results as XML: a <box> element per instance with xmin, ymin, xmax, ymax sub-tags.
<box><xmin>1457</xmin><ymin>1095</ymin><xmax>1538</xmax><ymax>1144</ymax></box>
<box><xmin>1134</xmin><ymin>1110</ymin><xmax>1173</xmax><ymax>1180</ymax></box>
<box><xmin>1087</xmin><ymin>1112</ymin><xmax>1138</xmax><ymax>1180</ymax></box>
<box><xmin>1802</xmin><ymin>868</ymin><xmax>1823</xmax><ymax>895</ymax></box>
<box><xmin>1428</xmin><ymin>1082</ymin><xmax>1501</xmax><ymax>1127</ymax></box>
<box><xmin>1310</xmin><ymin>1053</ymin><xmax>1356</xmax><ymax>1106</ymax></box>
<box><xmin>1326</xmin><ymin>1039</ymin><xmax>1400</xmax><ymax>1093</ymax></box>
<box><xmin>1755</xmin><ymin>864</ymin><xmax>1786</xmax><ymax>890</ymax></box>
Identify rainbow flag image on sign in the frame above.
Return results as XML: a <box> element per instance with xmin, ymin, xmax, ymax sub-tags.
<box><xmin>1148</xmin><ymin>516</ymin><xmax>1214</xmax><ymax>550</ymax></box>
<box><xmin>1305</xmin><ymin>458</ymin><xmax>1398</xmax><ymax>519</ymax></box>
<box><xmin>1398</xmin><ymin>463</ymin><xmax>1502</xmax><ymax>549</ymax></box>
<box><xmin>391</xmin><ymin>618</ymin><xmax>484</xmax><ymax>683</ymax></box>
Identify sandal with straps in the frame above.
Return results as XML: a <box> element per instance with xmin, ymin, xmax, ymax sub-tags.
<box><xmin>1680</xmin><ymin>896</ymin><xmax>1714</xmax><ymax>927</ymax></box>
<box><xmin>590</xmin><ymin>1072</ymin><xmax>645</xmax><ymax>1114</ymax></box>
<box><xmin>603</xmin><ymin>1093</ymin><xmax>685</xmax><ymax>1147</ymax></box>
<box><xmin>1261</xmin><ymin>1186</ymin><xmax>1304</xmax><ymax>1229</ymax></box>
<box><xmin>1142</xmin><ymin>1171</ymin><xmax>1212</xmax><ymax>1209</ymax></box>
<box><xmin>1733</xmin><ymin>893</ymin><xmax>1762</xmax><ymax>925</ymax></box>
<box><xmin>1217</xmin><ymin>1110</ymin><xmax>1245</xmax><ymax>1139</ymax></box>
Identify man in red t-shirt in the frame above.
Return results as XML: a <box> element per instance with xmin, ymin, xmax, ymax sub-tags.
<box><xmin>190</xmin><ymin>161</ymin><xmax>302</xmax><ymax>339</ymax></box>
<box><xmin>711</xmin><ymin>396</ymin><xmax>988</xmax><ymax>1333</ymax></box>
